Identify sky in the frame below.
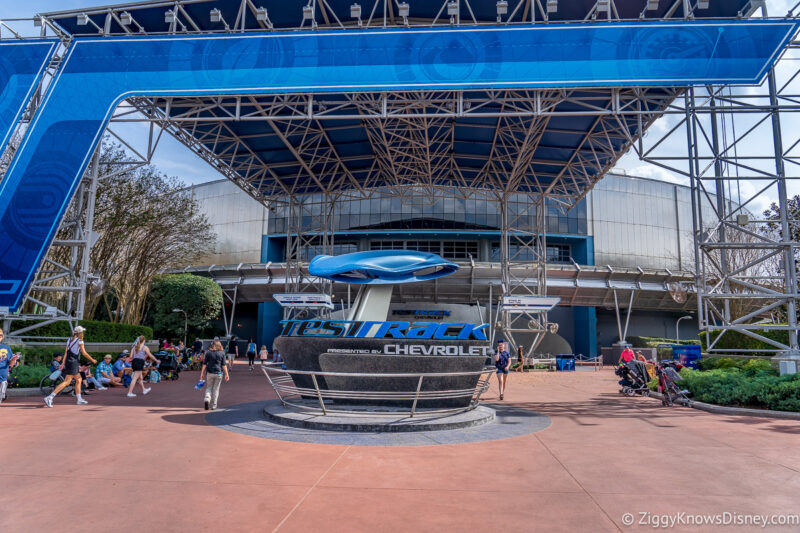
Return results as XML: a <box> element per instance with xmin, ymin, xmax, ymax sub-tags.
<box><xmin>2</xmin><ymin>0</ymin><xmax>799</xmax><ymax>212</ymax></box>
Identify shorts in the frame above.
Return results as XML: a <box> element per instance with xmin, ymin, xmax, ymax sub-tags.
<box><xmin>496</xmin><ymin>368</ymin><xmax>508</xmax><ymax>375</ymax></box>
<box><xmin>131</xmin><ymin>358</ymin><xmax>145</xmax><ymax>371</ymax></box>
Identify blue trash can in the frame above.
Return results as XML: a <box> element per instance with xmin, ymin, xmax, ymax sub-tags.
<box><xmin>672</xmin><ymin>345</ymin><xmax>702</xmax><ymax>369</ymax></box>
<box><xmin>556</xmin><ymin>354</ymin><xmax>575</xmax><ymax>371</ymax></box>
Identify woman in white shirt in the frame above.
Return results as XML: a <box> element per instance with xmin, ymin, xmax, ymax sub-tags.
<box><xmin>44</xmin><ymin>326</ymin><xmax>97</xmax><ymax>407</ymax></box>
<box><xmin>127</xmin><ymin>336</ymin><xmax>160</xmax><ymax>398</ymax></box>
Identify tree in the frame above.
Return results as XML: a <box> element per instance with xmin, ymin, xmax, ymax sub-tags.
<box><xmin>146</xmin><ymin>274</ymin><xmax>223</xmax><ymax>339</ymax></box>
<box><xmin>764</xmin><ymin>195</ymin><xmax>800</xmax><ymax>269</ymax></box>
<box><xmin>88</xmin><ymin>146</ymin><xmax>216</xmax><ymax>324</ymax></box>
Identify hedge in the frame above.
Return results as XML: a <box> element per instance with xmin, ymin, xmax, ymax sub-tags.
<box><xmin>8</xmin><ymin>319</ymin><xmax>152</xmax><ymax>343</ymax></box>
<box><xmin>7</xmin><ymin>364</ymin><xmax>50</xmax><ymax>388</ymax></box>
<box><xmin>13</xmin><ymin>346</ymin><xmax>111</xmax><ymax>367</ymax></box>
<box><xmin>679</xmin><ymin>365</ymin><xmax>800</xmax><ymax>412</ymax></box>
<box><xmin>626</xmin><ymin>336</ymin><xmax>700</xmax><ymax>349</ymax></box>
<box><xmin>699</xmin><ymin>329</ymin><xmax>790</xmax><ymax>354</ymax></box>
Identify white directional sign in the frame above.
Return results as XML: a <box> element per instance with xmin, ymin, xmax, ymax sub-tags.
<box><xmin>501</xmin><ymin>295</ymin><xmax>561</xmax><ymax>312</ymax></box>
<box><xmin>273</xmin><ymin>293</ymin><xmax>334</xmax><ymax>309</ymax></box>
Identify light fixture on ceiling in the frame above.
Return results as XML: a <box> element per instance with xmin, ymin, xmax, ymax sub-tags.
<box><xmin>398</xmin><ymin>2</ymin><xmax>410</xmax><ymax>18</ymax></box>
<box><xmin>447</xmin><ymin>1</ymin><xmax>459</xmax><ymax>16</ymax></box>
<box><xmin>496</xmin><ymin>0</ymin><xmax>508</xmax><ymax>18</ymax></box>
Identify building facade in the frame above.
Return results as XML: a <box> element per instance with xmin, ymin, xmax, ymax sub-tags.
<box><xmin>189</xmin><ymin>173</ymin><xmax>706</xmax><ymax>354</ymax></box>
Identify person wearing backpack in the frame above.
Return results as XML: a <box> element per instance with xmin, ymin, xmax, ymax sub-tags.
<box><xmin>44</xmin><ymin>326</ymin><xmax>97</xmax><ymax>407</ymax></box>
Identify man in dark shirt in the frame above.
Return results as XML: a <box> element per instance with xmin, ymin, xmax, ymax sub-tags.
<box><xmin>494</xmin><ymin>339</ymin><xmax>510</xmax><ymax>400</ymax></box>
<box><xmin>201</xmin><ymin>340</ymin><xmax>229</xmax><ymax>411</ymax></box>
<box><xmin>226</xmin><ymin>336</ymin><xmax>238</xmax><ymax>370</ymax></box>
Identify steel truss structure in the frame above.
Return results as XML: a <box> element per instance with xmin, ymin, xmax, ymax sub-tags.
<box><xmin>0</xmin><ymin>0</ymin><xmax>797</xmax><ymax>357</ymax></box>
<box><xmin>631</xmin><ymin>39</ymin><xmax>800</xmax><ymax>357</ymax></box>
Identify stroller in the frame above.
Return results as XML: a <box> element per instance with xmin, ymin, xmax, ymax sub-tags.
<box><xmin>615</xmin><ymin>359</ymin><xmax>651</xmax><ymax>396</ymax></box>
<box><xmin>154</xmin><ymin>351</ymin><xmax>181</xmax><ymax>381</ymax></box>
<box><xmin>656</xmin><ymin>360</ymin><xmax>690</xmax><ymax>407</ymax></box>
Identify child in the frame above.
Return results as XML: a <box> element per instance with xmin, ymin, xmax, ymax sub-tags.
<box><xmin>259</xmin><ymin>345</ymin><xmax>268</xmax><ymax>365</ymax></box>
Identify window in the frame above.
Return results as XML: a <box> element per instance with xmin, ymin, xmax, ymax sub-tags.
<box><xmin>370</xmin><ymin>240</ymin><xmax>478</xmax><ymax>260</ymax></box>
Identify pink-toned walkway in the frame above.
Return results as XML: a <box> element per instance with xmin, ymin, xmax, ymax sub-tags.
<box><xmin>1</xmin><ymin>363</ymin><xmax>798</xmax><ymax>532</ymax></box>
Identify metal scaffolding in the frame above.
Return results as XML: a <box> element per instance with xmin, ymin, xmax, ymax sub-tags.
<box><xmin>0</xmin><ymin>1</ymin><xmax>797</xmax><ymax>356</ymax></box>
<box><xmin>631</xmin><ymin>27</ymin><xmax>800</xmax><ymax>359</ymax></box>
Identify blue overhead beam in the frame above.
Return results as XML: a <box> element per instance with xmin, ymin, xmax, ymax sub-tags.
<box><xmin>0</xmin><ymin>40</ymin><xmax>57</xmax><ymax>155</ymax></box>
<box><xmin>0</xmin><ymin>20</ymin><xmax>797</xmax><ymax>311</ymax></box>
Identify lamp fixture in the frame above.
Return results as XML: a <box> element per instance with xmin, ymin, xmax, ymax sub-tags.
<box><xmin>546</xmin><ymin>0</ymin><xmax>558</xmax><ymax>13</ymax></box>
<box><xmin>496</xmin><ymin>0</ymin><xmax>508</xmax><ymax>16</ymax></box>
<box><xmin>119</xmin><ymin>11</ymin><xmax>132</xmax><ymax>25</ymax></box>
<box><xmin>77</xmin><ymin>13</ymin><xmax>89</xmax><ymax>25</ymax></box>
<box><xmin>398</xmin><ymin>2</ymin><xmax>410</xmax><ymax>18</ymax></box>
<box><xmin>164</xmin><ymin>9</ymin><xmax>176</xmax><ymax>24</ymax></box>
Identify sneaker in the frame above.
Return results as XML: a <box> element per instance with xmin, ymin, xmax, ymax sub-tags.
<box><xmin>98</xmin><ymin>386</ymin><xmax>107</xmax><ymax>391</ymax></box>
<box><xmin>77</xmin><ymin>398</ymin><xmax>88</xmax><ymax>405</ymax></box>
<box><xmin>204</xmin><ymin>400</ymin><xmax>209</xmax><ymax>411</ymax></box>
<box><xmin>44</xmin><ymin>396</ymin><xmax>53</xmax><ymax>408</ymax></box>
<box><xmin>127</xmin><ymin>393</ymin><xmax>136</xmax><ymax>398</ymax></box>
<box><xmin>143</xmin><ymin>387</ymin><xmax>151</xmax><ymax>395</ymax></box>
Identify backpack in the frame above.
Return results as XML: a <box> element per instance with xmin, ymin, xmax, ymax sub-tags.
<box><xmin>149</xmin><ymin>369</ymin><xmax>162</xmax><ymax>383</ymax></box>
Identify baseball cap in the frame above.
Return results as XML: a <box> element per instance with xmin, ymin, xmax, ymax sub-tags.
<box><xmin>73</xmin><ymin>325</ymin><xmax>86</xmax><ymax>334</ymax></box>
<box><xmin>497</xmin><ymin>339</ymin><xmax>504</xmax><ymax>344</ymax></box>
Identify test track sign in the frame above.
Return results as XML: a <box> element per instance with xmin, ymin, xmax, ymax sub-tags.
<box><xmin>502</xmin><ymin>296</ymin><xmax>561</xmax><ymax>312</ymax></box>
<box><xmin>274</xmin><ymin>293</ymin><xmax>334</xmax><ymax>309</ymax></box>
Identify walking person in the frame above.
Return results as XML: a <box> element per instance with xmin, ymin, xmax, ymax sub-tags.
<box><xmin>44</xmin><ymin>326</ymin><xmax>97</xmax><ymax>407</ymax></box>
<box><xmin>246</xmin><ymin>338</ymin><xmax>257</xmax><ymax>371</ymax></box>
<box><xmin>494</xmin><ymin>339</ymin><xmax>510</xmax><ymax>400</ymax></box>
<box><xmin>0</xmin><ymin>328</ymin><xmax>20</xmax><ymax>406</ymax></box>
<box><xmin>516</xmin><ymin>345</ymin><xmax>525</xmax><ymax>372</ymax></box>
<box><xmin>127</xmin><ymin>336</ymin><xmax>159</xmax><ymax>398</ymax></box>
<box><xmin>200</xmin><ymin>339</ymin><xmax>229</xmax><ymax>411</ymax></box>
<box><xmin>225</xmin><ymin>336</ymin><xmax>238</xmax><ymax>370</ymax></box>
<box><xmin>259</xmin><ymin>345</ymin><xmax>268</xmax><ymax>365</ymax></box>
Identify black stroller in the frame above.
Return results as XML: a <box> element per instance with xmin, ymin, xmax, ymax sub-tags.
<box><xmin>154</xmin><ymin>351</ymin><xmax>181</xmax><ymax>381</ymax></box>
<box><xmin>615</xmin><ymin>360</ymin><xmax>650</xmax><ymax>396</ymax></box>
<box><xmin>656</xmin><ymin>360</ymin><xmax>690</xmax><ymax>407</ymax></box>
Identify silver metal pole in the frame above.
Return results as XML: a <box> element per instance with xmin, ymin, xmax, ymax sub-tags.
<box><xmin>768</xmin><ymin>69</ymin><xmax>800</xmax><ymax>358</ymax></box>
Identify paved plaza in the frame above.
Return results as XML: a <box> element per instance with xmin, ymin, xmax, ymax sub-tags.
<box><xmin>1</xmin><ymin>364</ymin><xmax>798</xmax><ymax>532</ymax></box>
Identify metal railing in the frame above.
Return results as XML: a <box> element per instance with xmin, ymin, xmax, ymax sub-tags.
<box><xmin>260</xmin><ymin>363</ymin><xmax>494</xmax><ymax>417</ymax></box>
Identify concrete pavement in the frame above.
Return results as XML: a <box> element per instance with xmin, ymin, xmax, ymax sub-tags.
<box><xmin>1</xmin><ymin>363</ymin><xmax>798</xmax><ymax>532</ymax></box>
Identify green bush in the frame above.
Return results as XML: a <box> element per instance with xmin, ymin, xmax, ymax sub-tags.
<box><xmin>8</xmin><ymin>364</ymin><xmax>50</xmax><ymax>388</ymax></box>
<box><xmin>7</xmin><ymin>319</ymin><xmax>152</xmax><ymax>343</ymax></box>
<box><xmin>699</xmin><ymin>328</ymin><xmax>790</xmax><ymax>354</ymax></box>
<box><xmin>147</xmin><ymin>274</ymin><xmax>222</xmax><ymax>339</ymax></box>
<box><xmin>14</xmin><ymin>345</ymin><xmax>109</xmax><ymax>367</ymax></box>
<box><xmin>679</xmin><ymin>366</ymin><xmax>800</xmax><ymax>412</ymax></box>
<box><xmin>626</xmin><ymin>336</ymin><xmax>700</xmax><ymax>349</ymax></box>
